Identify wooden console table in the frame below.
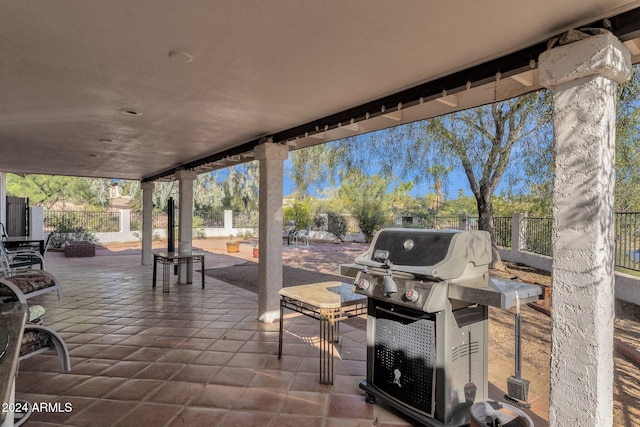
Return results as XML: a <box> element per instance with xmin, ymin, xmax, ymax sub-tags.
<box><xmin>278</xmin><ymin>281</ymin><xmax>367</xmax><ymax>384</ymax></box>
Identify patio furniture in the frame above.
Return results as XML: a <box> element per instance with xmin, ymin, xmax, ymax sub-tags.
<box><xmin>278</xmin><ymin>281</ymin><xmax>367</xmax><ymax>384</ymax></box>
<box><xmin>0</xmin><ymin>303</ymin><xmax>27</xmax><ymax>427</ymax></box>
<box><xmin>283</xmin><ymin>220</ymin><xmax>296</xmax><ymax>246</ymax></box>
<box><xmin>7</xmin><ymin>233</ymin><xmax>53</xmax><ymax>270</ymax></box>
<box><xmin>0</xmin><ymin>242</ymin><xmax>63</xmax><ymax>304</ymax></box>
<box><xmin>293</xmin><ymin>225</ymin><xmax>312</xmax><ymax>246</ymax></box>
<box><xmin>153</xmin><ymin>251</ymin><xmax>206</xmax><ymax>293</ymax></box>
<box><xmin>13</xmin><ymin>323</ymin><xmax>70</xmax><ymax>426</ymax></box>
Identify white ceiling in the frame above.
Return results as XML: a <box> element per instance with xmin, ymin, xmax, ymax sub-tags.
<box><xmin>2</xmin><ymin>0</ymin><xmax>640</xmax><ymax>181</ymax></box>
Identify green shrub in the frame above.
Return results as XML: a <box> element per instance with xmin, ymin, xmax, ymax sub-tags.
<box><xmin>326</xmin><ymin>211</ymin><xmax>347</xmax><ymax>242</ymax></box>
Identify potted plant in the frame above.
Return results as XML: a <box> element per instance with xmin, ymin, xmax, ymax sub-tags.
<box><xmin>226</xmin><ymin>235</ymin><xmax>240</xmax><ymax>253</ymax></box>
<box><xmin>252</xmin><ymin>243</ymin><xmax>259</xmax><ymax>258</ymax></box>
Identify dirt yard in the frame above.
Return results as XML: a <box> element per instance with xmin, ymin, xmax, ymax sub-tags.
<box><xmin>489</xmin><ymin>262</ymin><xmax>640</xmax><ymax>426</ymax></box>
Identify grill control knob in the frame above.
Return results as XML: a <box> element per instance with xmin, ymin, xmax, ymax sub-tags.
<box><xmin>356</xmin><ymin>278</ymin><xmax>370</xmax><ymax>291</ymax></box>
<box><xmin>404</xmin><ymin>289</ymin><xmax>419</xmax><ymax>302</ymax></box>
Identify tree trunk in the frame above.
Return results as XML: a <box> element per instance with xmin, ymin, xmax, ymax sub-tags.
<box><xmin>476</xmin><ymin>194</ymin><xmax>505</xmax><ymax>270</ymax></box>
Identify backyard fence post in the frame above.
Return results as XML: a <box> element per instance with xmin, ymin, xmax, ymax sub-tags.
<box><xmin>119</xmin><ymin>209</ymin><xmax>131</xmax><ymax>233</ymax></box>
<box><xmin>224</xmin><ymin>210</ymin><xmax>233</xmax><ymax>235</ymax></box>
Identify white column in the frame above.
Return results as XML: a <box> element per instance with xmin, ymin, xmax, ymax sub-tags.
<box><xmin>254</xmin><ymin>141</ymin><xmax>288</xmax><ymax>323</ymax></box>
<box><xmin>176</xmin><ymin>170</ymin><xmax>197</xmax><ymax>282</ymax></box>
<box><xmin>119</xmin><ymin>209</ymin><xmax>131</xmax><ymax>233</ymax></box>
<box><xmin>539</xmin><ymin>32</ymin><xmax>631</xmax><ymax>426</ymax></box>
<box><xmin>141</xmin><ymin>181</ymin><xmax>155</xmax><ymax>266</ymax></box>
<box><xmin>28</xmin><ymin>207</ymin><xmax>44</xmax><ymax>240</ymax></box>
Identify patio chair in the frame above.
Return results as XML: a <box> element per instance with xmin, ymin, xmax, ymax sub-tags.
<box><xmin>293</xmin><ymin>225</ymin><xmax>312</xmax><ymax>246</ymax></box>
<box><xmin>14</xmin><ymin>323</ymin><xmax>70</xmax><ymax>426</ymax></box>
<box><xmin>9</xmin><ymin>232</ymin><xmax>54</xmax><ymax>270</ymax></box>
<box><xmin>0</xmin><ymin>241</ymin><xmax>63</xmax><ymax>304</ymax></box>
<box><xmin>283</xmin><ymin>220</ymin><xmax>296</xmax><ymax>246</ymax></box>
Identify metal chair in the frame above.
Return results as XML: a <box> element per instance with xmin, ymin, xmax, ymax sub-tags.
<box><xmin>10</xmin><ymin>232</ymin><xmax>54</xmax><ymax>270</ymax></box>
<box><xmin>0</xmin><ymin>240</ymin><xmax>63</xmax><ymax>304</ymax></box>
<box><xmin>293</xmin><ymin>225</ymin><xmax>312</xmax><ymax>246</ymax></box>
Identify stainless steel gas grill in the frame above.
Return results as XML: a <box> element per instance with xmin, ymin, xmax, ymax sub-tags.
<box><xmin>344</xmin><ymin>228</ymin><xmax>542</xmax><ymax>427</ymax></box>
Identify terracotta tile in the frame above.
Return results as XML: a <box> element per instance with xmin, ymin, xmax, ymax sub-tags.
<box><xmin>100</xmin><ymin>360</ymin><xmax>151</xmax><ymax>378</ymax></box>
<box><xmin>65</xmin><ymin>399</ymin><xmax>139</xmax><ymax>427</ymax></box>
<box><xmin>222</xmin><ymin>409</ymin><xmax>276</xmax><ymax>426</ymax></box>
<box><xmin>280</xmin><ymin>391</ymin><xmax>328</xmax><ymax>416</ymax></box>
<box><xmin>124</xmin><ymin>347</ymin><xmax>167</xmax><ymax>362</ymax></box>
<box><xmin>104</xmin><ymin>379</ymin><xmax>164</xmax><ymax>401</ymax></box>
<box><xmin>189</xmin><ymin>384</ymin><xmax>245</xmax><ymax>408</ymax></box>
<box><xmin>192</xmin><ymin>350</ymin><xmax>234</xmax><ymax>366</ymax></box>
<box><xmin>113</xmin><ymin>403</ymin><xmax>182</xmax><ymax>427</ymax></box>
<box><xmin>327</xmin><ymin>393</ymin><xmax>374</xmax><ymax>420</ymax></box>
<box><xmin>210</xmin><ymin>367</ymin><xmax>256</xmax><ymax>387</ymax></box>
<box><xmin>232</xmin><ymin>387</ymin><xmax>286</xmax><ymax>412</ymax></box>
<box><xmin>67</xmin><ymin>376</ymin><xmax>128</xmax><ymax>398</ymax></box>
<box><xmin>273</xmin><ymin>414</ymin><xmax>324</xmax><ymax>427</ymax></box>
<box><xmin>168</xmin><ymin>407</ymin><xmax>228</xmax><ymax>427</ymax></box>
<box><xmin>147</xmin><ymin>381</ymin><xmax>205</xmax><ymax>405</ymax></box>
<box><xmin>134</xmin><ymin>362</ymin><xmax>183</xmax><ymax>380</ymax></box>
<box><xmin>172</xmin><ymin>365</ymin><xmax>219</xmax><ymax>383</ymax></box>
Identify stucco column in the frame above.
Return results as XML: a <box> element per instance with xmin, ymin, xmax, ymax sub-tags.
<box><xmin>176</xmin><ymin>170</ymin><xmax>197</xmax><ymax>282</ymax></box>
<box><xmin>141</xmin><ymin>181</ymin><xmax>155</xmax><ymax>266</ymax></box>
<box><xmin>539</xmin><ymin>32</ymin><xmax>630</xmax><ymax>426</ymax></box>
<box><xmin>254</xmin><ymin>141</ymin><xmax>288</xmax><ymax>323</ymax></box>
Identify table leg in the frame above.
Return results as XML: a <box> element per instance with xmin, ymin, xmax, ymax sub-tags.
<box><xmin>152</xmin><ymin>256</ymin><xmax>157</xmax><ymax>288</ymax></box>
<box><xmin>319</xmin><ymin>309</ymin><xmax>335</xmax><ymax>385</ymax></box>
<box><xmin>163</xmin><ymin>260</ymin><xmax>170</xmax><ymax>293</ymax></box>
<box><xmin>278</xmin><ymin>300</ymin><xmax>284</xmax><ymax>359</ymax></box>
<box><xmin>186</xmin><ymin>257</ymin><xmax>193</xmax><ymax>284</ymax></box>
<box><xmin>200</xmin><ymin>256</ymin><xmax>205</xmax><ymax>289</ymax></box>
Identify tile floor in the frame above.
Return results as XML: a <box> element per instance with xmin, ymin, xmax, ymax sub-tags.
<box><xmin>15</xmin><ymin>251</ymin><xmax>420</xmax><ymax>427</ymax></box>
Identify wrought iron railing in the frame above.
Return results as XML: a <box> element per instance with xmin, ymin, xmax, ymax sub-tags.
<box><xmin>615</xmin><ymin>212</ymin><xmax>640</xmax><ymax>272</ymax></box>
<box><xmin>44</xmin><ymin>210</ymin><xmax>120</xmax><ymax>233</ymax></box>
<box><xmin>523</xmin><ymin>217</ymin><xmax>552</xmax><ymax>256</ymax></box>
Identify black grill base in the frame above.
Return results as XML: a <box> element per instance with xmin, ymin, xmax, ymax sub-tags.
<box><xmin>362</xmin><ymin>299</ymin><xmax>488</xmax><ymax>427</ymax></box>
<box><xmin>359</xmin><ymin>380</ymin><xmax>470</xmax><ymax>427</ymax></box>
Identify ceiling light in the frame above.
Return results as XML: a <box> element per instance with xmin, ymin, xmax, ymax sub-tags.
<box><xmin>99</xmin><ymin>139</ymin><xmax>112</xmax><ymax>143</ymax></box>
<box><xmin>120</xmin><ymin>109</ymin><xmax>141</xmax><ymax>116</ymax></box>
<box><xmin>169</xmin><ymin>50</ymin><xmax>194</xmax><ymax>63</ymax></box>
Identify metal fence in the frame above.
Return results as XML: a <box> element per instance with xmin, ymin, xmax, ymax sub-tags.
<box><xmin>130</xmin><ymin>212</ymin><xmax>170</xmax><ymax>231</ymax></box>
<box><xmin>233</xmin><ymin>211</ymin><xmax>258</xmax><ymax>229</ymax></box>
<box><xmin>615</xmin><ymin>212</ymin><xmax>640</xmax><ymax>272</ymax></box>
<box><xmin>493</xmin><ymin>217</ymin><xmax>512</xmax><ymax>248</ymax></box>
<box><xmin>194</xmin><ymin>211</ymin><xmax>224</xmax><ymax>228</ymax></box>
<box><xmin>44</xmin><ymin>210</ymin><xmax>120</xmax><ymax>233</ymax></box>
<box><xmin>523</xmin><ymin>217</ymin><xmax>552</xmax><ymax>256</ymax></box>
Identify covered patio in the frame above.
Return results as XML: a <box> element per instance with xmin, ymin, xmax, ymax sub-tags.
<box><xmin>3</xmin><ymin>2</ymin><xmax>640</xmax><ymax>426</ymax></box>
<box><xmin>15</xmin><ymin>242</ymin><xmax>559</xmax><ymax>427</ymax></box>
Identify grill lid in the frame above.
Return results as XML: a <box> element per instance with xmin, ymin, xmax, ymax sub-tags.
<box><xmin>354</xmin><ymin>228</ymin><xmax>492</xmax><ymax>280</ymax></box>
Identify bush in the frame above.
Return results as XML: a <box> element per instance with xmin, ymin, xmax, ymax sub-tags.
<box><xmin>284</xmin><ymin>200</ymin><xmax>312</xmax><ymax>229</ymax></box>
<box><xmin>326</xmin><ymin>211</ymin><xmax>347</xmax><ymax>242</ymax></box>
<box><xmin>46</xmin><ymin>215</ymin><xmax>97</xmax><ymax>248</ymax></box>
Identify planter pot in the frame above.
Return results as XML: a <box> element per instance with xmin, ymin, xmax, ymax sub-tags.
<box><xmin>252</xmin><ymin>247</ymin><xmax>259</xmax><ymax>258</ymax></box>
<box><xmin>226</xmin><ymin>242</ymin><xmax>240</xmax><ymax>253</ymax></box>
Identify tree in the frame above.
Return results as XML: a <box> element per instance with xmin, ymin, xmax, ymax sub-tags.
<box><xmin>221</xmin><ymin>162</ymin><xmax>259</xmax><ymax>212</ymax></box>
<box><xmin>339</xmin><ymin>170</ymin><xmax>389</xmax><ymax>242</ymax></box>
<box><xmin>291</xmin><ymin>93</ymin><xmax>550</xmax><ymax>269</ymax></box>
<box><xmin>7</xmin><ymin>174</ymin><xmax>112</xmax><ymax>209</ymax></box>
<box><xmin>615</xmin><ymin>66</ymin><xmax>640</xmax><ymax>212</ymax></box>
<box><xmin>424</xmin><ymin>93</ymin><xmax>549</xmax><ymax>268</ymax></box>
